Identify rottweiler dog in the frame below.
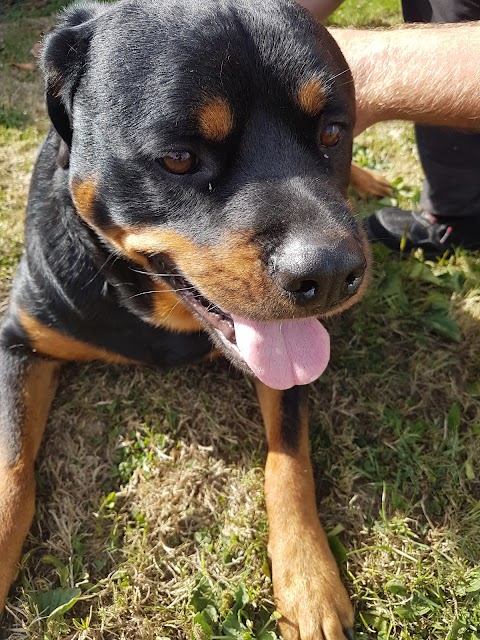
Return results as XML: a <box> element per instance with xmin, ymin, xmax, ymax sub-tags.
<box><xmin>0</xmin><ymin>1</ymin><xmax>387</xmax><ymax>637</ymax></box>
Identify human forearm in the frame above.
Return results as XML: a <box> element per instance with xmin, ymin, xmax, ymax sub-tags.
<box><xmin>298</xmin><ymin>0</ymin><xmax>343</xmax><ymax>22</ymax></box>
<box><xmin>330</xmin><ymin>24</ymin><xmax>480</xmax><ymax>133</ymax></box>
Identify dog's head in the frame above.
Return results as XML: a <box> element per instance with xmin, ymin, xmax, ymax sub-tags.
<box><xmin>41</xmin><ymin>0</ymin><xmax>368</xmax><ymax>389</ymax></box>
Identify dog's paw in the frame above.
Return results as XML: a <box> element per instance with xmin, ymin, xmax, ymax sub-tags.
<box><xmin>270</xmin><ymin>534</ymin><xmax>354</xmax><ymax>640</ymax></box>
<box><xmin>350</xmin><ymin>163</ymin><xmax>392</xmax><ymax>200</ymax></box>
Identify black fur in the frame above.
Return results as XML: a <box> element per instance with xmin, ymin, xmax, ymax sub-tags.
<box><xmin>280</xmin><ymin>385</ymin><xmax>308</xmax><ymax>451</ymax></box>
<box><xmin>0</xmin><ymin>349</ymin><xmax>30</xmax><ymax>467</ymax></box>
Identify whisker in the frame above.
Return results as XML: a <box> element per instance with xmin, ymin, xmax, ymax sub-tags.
<box><xmin>129</xmin><ymin>267</ymin><xmax>178</xmax><ymax>277</ymax></box>
<box><xmin>81</xmin><ymin>254</ymin><xmax>118</xmax><ymax>289</ymax></box>
<box><xmin>206</xmin><ymin>302</ymin><xmax>223</xmax><ymax>314</ymax></box>
<box><xmin>156</xmin><ymin>289</ymin><xmax>216</xmax><ymax>323</ymax></box>
<box><xmin>127</xmin><ymin>286</ymin><xmax>197</xmax><ymax>300</ymax></box>
<box><xmin>129</xmin><ymin>266</ymin><xmax>212</xmax><ymax>283</ymax></box>
<box><xmin>336</xmin><ymin>79</ymin><xmax>355</xmax><ymax>89</ymax></box>
<box><xmin>329</xmin><ymin>68</ymin><xmax>350</xmax><ymax>81</ymax></box>
<box><xmin>161</xmin><ymin>296</ymin><xmax>193</xmax><ymax>323</ymax></box>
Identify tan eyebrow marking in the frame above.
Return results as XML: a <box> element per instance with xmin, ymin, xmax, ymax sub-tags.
<box><xmin>198</xmin><ymin>97</ymin><xmax>234</xmax><ymax>142</ymax></box>
<box><xmin>297</xmin><ymin>78</ymin><xmax>327</xmax><ymax>116</ymax></box>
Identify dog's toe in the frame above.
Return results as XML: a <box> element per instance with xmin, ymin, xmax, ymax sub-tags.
<box><xmin>271</xmin><ymin>539</ymin><xmax>354</xmax><ymax>640</ymax></box>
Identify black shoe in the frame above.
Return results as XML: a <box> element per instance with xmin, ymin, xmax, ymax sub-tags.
<box><xmin>366</xmin><ymin>208</ymin><xmax>480</xmax><ymax>256</ymax></box>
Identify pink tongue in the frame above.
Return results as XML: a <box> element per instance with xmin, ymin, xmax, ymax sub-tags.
<box><xmin>231</xmin><ymin>315</ymin><xmax>330</xmax><ymax>390</ymax></box>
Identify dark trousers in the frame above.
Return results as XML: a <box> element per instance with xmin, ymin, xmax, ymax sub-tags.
<box><xmin>402</xmin><ymin>0</ymin><xmax>480</xmax><ymax>217</ymax></box>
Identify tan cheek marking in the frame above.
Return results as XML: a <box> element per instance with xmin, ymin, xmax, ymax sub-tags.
<box><xmin>297</xmin><ymin>79</ymin><xmax>327</xmax><ymax>116</ymax></box>
<box><xmin>69</xmin><ymin>183</ymin><xmax>200</xmax><ymax>331</ymax></box>
<box><xmin>18</xmin><ymin>309</ymin><xmax>136</xmax><ymax>364</ymax></box>
<box><xmin>198</xmin><ymin>97</ymin><xmax>234</xmax><ymax>142</ymax></box>
<box><xmin>118</xmin><ymin>228</ymin><xmax>278</xmax><ymax>318</ymax></box>
<box><xmin>148</xmin><ymin>280</ymin><xmax>203</xmax><ymax>332</ymax></box>
<box><xmin>70</xmin><ymin>180</ymin><xmax>268</xmax><ymax>318</ymax></box>
<box><xmin>71</xmin><ymin>178</ymin><xmax>97</xmax><ymax>223</ymax></box>
<box><xmin>71</xmin><ymin>179</ymin><xmax>151</xmax><ymax>272</ymax></box>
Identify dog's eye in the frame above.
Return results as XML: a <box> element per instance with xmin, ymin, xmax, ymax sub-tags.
<box><xmin>320</xmin><ymin>124</ymin><xmax>341</xmax><ymax>147</ymax></box>
<box><xmin>160</xmin><ymin>151</ymin><xmax>198</xmax><ymax>174</ymax></box>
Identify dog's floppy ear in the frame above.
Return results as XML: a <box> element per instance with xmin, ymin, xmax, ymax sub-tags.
<box><xmin>40</xmin><ymin>3</ymin><xmax>103</xmax><ymax>148</ymax></box>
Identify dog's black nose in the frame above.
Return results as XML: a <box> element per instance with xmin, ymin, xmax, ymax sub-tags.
<box><xmin>271</xmin><ymin>237</ymin><xmax>366</xmax><ymax>311</ymax></box>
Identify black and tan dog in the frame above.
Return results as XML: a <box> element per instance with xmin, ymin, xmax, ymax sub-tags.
<box><xmin>0</xmin><ymin>1</ymin><xmax>388</xmax><ymax>638</ymax></box>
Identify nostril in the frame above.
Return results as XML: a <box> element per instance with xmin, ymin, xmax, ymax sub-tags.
<box><xmin>344</xmin><ymin>266</ymin><xmax>365</xmax><ymax>296</ymax></box>
<box><xmin>297</xmin><ymin>279</ymin><xmax>317</xmax><ymax>298</ymax></box>
<box><xmin>277</xmin><ymin>273</ymin><xmax>318</xmax><ymax>299</ymax></box>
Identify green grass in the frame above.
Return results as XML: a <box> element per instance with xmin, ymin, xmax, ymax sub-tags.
<box><xmin>1</xmin><ymin>1</ymin><xmax>480</xmax><ymax>639</ymax></box>
<box><xmin>328</xmin><ymin>0</ymin><xmax>401</xmax><ymax>27</ymax></box>
<box><xmin>3</xmin><ymin>0</ymin><xmax>73</xmax><ymax>21</ymax></box>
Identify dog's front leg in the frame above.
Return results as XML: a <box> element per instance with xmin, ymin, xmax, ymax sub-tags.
<box><xmin>0</xmin><ymin>345</ymin><xmax>60</xmax><ymax>609</ymax></box>
<box><xmin>256</xmin><ymin>382</ymin><xmax>354</xmax><ymax>640</ymax></box>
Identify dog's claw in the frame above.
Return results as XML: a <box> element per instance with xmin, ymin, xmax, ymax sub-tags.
<box><xmin>343</xmin><ymin>628</ymin><xmax>354</xmax><ymax>640</ymax></box>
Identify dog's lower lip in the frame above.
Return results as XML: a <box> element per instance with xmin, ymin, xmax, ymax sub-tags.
<box><xmin>167</xmin><ymin>274</ymin><xmax>237</xmax><ymax>345</ymax></box>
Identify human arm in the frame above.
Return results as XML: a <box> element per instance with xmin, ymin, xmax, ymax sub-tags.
<box><xmin>330</xmin><ymin>24</ymin><xmax>480</xmax><ymax>134</ymax></box>
<box><xmin>297</xmin><ymin>0</ymin><xmax>344</xmax><ymax>22</ymax></box>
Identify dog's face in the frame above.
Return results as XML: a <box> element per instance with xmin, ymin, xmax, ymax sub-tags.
<box><xmin>42</xmin><ymin>0</ymin><xmax>368</xmax><ymax>389</ymax></box>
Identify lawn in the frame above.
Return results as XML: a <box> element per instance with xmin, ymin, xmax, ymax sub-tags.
<box><xmin>0</xmin><ymin>1</ymin><xmax>480</xmax><ymax>639</ymax></box>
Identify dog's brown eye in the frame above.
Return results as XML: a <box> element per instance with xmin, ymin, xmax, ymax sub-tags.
<box><xmin>320</xmin><ymin>124</ymin><xmax>341</xmax><ymax>147</ymax></box>
<box><xmin>160</xmin><ymin>151</ymin><xmax>198</xmax><ymax>174</ymax></box>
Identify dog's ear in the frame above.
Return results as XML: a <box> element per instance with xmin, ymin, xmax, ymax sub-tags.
<box><xmin>40</xmin><ymin>3</ymin><xmax>103</xmax><ymax>148</ymax></box>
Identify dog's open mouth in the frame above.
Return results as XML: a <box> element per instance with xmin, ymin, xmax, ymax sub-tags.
<box><xmin>167</xmin><ymin>273</ymin><xmax>240</xmax><ymax>353</ymax></box>
<box><xmin>162</xmin><ymin>271</ymin><xmax>331</xmax><ymax>390</ymax></box>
